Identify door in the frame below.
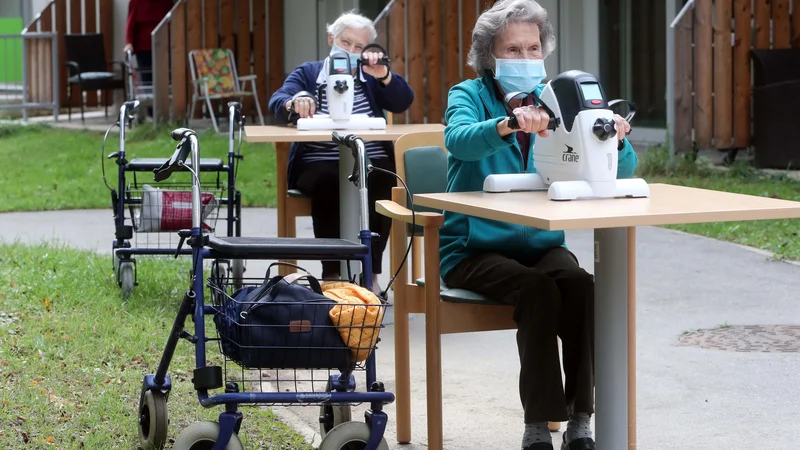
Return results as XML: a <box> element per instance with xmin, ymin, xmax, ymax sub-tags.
<box><xmin>598</xmin><ymin>0</ymin><xmax>667</xmax><ymax>128</ymax></box>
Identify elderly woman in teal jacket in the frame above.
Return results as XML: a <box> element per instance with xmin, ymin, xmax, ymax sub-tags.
<box><xmin>440</xmin><ymin>1</ymin><xmax>637</xmax><ymax>450</ymax></box>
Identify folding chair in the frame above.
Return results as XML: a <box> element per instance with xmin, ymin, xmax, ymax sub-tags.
<box><xmin>188</xmin><ymin>48</ymin><xmax>265</xmax><ymax>132</ymax></box>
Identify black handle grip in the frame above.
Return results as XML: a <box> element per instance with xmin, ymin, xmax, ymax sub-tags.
<box><xmin>171</xmin><ymin>128</ymin><xmax>194</xmax><ymax>142</ymax></box>
<box><xmin>503</xmin><ymin>90</ymin><xmax>561</xmax><ymax>133</ymax></box>
<box><xmin>122</xmin><ymin>100</ymin><xmax>140</xmax><ymax>112</ymax></box>
<box><xmin>359</xmin><ymin>43</ymin><xmax>391</xmax><ymax>68</ymax></box>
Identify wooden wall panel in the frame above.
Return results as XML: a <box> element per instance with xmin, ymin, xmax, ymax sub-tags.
<box><xmin>407</xmin><ymin>0</ymin><xmax>424</xmax><ymax>123</ymax></box>
<box><xmin>674</xmin><ymin>9</ymin><xmax>694</xmax><ymax>152</ymax></box>
<box><xmin>204</xmin><ymin>0</ymin><xmax>219</xmax><ymax>48</ymax></box>
<box><xmin>713</xmin><ymin>0</ymin><xmax>732</xmax><ymax>148</ymax></box>
<box><xmin>253</xmin><ymin>0</ymin><xmax>267</xmax><ymax>119</ymax></box>
<box><xmin>792</xmin><ymin>0</ymin><xmax>800</xmax><ymax>47</ymax></box>
<box><xmin>461</xmin><ymin>0</ymin><xmax>477</xmax><ymax>78</ymax></box>
<box><xmin>85</xmin><ymin>0</ymin><xmax>98</xmax><ymax>106</ymax></box>
<box><xmin>754</xmin><ymin>0</ymin><xmax>771</xmax><ymax>49</ymax></box>
<box><xmin>99</xmin><ymin>0</ymin><xmax>113</xmax><ymax>106</ymax></box>
<box><xmin>68</xmin><ymin>0</ymin><xmax>81</xmax><ymax>107</ymax></box>
<box><xmin>444</xmin><ymin>0</ymin><xmax>460</xmax><ymax>94</ymax></box>
<box><xmin>220</xmin><ymin>0</ymin><xmax>235</xmax><ymax>51</ymax></box>
<box><xmin>389</xmin><ymin>0</ymin><xmax>406</xmax><ymax>123</ymax></box>
<box><xmin>237</xmin><ymin>0</ymin><xmax>252</xmax><ymax>116</ymax></box>
<box><xmin>171</xmin><ymin>1</ymin><xmax>187</xmax><ymax>120</ymax></box>
<box><xmin>425</xmin><ymin>0</ymin><xmax>443</xmax><ymax>123</ymax></box>
<box><xmin>153</xmin><ymin>24</ymin><xmax>170</xmax><ymax>121</ymax></box>
<box><xmin>773</xmin><ymin>0</ymin><xmax>791</xmax><ymax>48</ymax></box>
<box><xmin>733</xmin><ymin>0</ymin><xmax>752</xmax><ymax>148</ymax></box>
<box><xmin>693</xmin><ymin>0</ymin><xmax>713</xmax><ymax>149</ymax></box>
<box><xmin>56</xmin><ymin>0</ymin><xmax>68</xmax><ymax>107</ymax></box>
<box><xmin>187</xmin><ymin>0</ymin><xmax>203</xmax><ymax>118</ymax></box>
<box><xmin>267</xmin><ymin>0</ymin><xmax>284</xmax><ymax>96</ymax></box>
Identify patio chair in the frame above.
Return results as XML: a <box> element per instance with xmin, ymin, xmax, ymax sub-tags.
<box><xmin>63</xmin><ymin>33</ymin><xmax>127</xmax><ymax>122</ymax></box>
<box><xmin>188</xmin><ymin>48</ymin><xmax>265</xmax><ymax>133</ymax></box>
<box><xmin>378</xmin><ymin>131</ymin><xmax>563</xmax><ymax>447</ymax></box>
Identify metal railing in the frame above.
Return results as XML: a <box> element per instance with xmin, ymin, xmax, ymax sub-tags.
<box><xmin>0</xmin><ymin>32</ymin><xmax>59</xmax><ymax>121</ymax></box>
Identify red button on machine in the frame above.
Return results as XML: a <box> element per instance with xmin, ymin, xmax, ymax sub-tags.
<box><xmin>591</xmin><ymin>100</ymin><xmax>601</xmax><ymax>105</ymax></box>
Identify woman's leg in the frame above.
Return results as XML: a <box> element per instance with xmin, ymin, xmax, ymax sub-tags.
<box><xmin>443</xmin><ymin>251</ymin><xmax>567</xmax><ymax>422</ymax></box>
<box><xmin>293</xmin><ymin>160</ymin><xmax>340</xmax><ymax>279</ymax></box>
<box><xmin>527</xmin><ymin>247</ymin><xmax>595</xmax><ymax>447</ymax></box>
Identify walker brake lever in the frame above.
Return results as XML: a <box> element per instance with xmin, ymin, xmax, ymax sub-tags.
<box><xmin>174</xmin><ymin>229</ymin><xmax>192</xmax><ymax>258</ymax></box>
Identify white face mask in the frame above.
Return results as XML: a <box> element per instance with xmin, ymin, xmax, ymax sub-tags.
<box><xmin>330</xmin><ymin>43</ymin><xmax>360</xmax><ymax>70</ymax></box>
<box><xmin>494</xmin><ymin>58</ymin><xmax>547</xmax><ymax>93</ymax></box>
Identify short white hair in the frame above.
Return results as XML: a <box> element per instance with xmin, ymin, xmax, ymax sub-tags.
<box><xmin>468</xmin><ymin>0</ymin><xmax>557</xmax><ymax>76</ymax></box>
<box><xmin>327</xmin><ymin>10</ymin><xmax>378</xmax><ymax>42</ymax></box>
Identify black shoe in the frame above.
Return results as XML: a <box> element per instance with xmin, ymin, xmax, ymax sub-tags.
<box><xmin>523</xmin><ymin>443</ymin><xmax>554</xmax><ymax>450</ymax></box>
<box><xmin>560</xmin><ymin>434</ymin><xmax>595</xmax><ymax>450</ymax></box>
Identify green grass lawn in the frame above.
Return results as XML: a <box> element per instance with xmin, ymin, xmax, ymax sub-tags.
<box><xmin>0</xmin><ymin>123</ymin><xmax>277</xmax><ymax>212</ymax></box>
<box><xmin>635</xmin><ymin>146</ymin><xmax>800</xmax><ymax>261</ymax></box>
<box><xmin>0</xmin><ymin>123</ymin><xmax>798</xmax><ymax>262</ymax></box>
<box><xmin>0</xmin><ymin>242</ymin><xmax>312</xmax><ymax>449</ymax></box>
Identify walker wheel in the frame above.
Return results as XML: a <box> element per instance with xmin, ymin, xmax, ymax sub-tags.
<box><xmin>231</xmin><ymin>259</ymin><xmax>245</xmax><ymax>290</ymax></box>
<box><xmin>173</xmin><ymin>421</ymin><xmax>243</xmax><ymax>450</ymax></box>
<box><xmin>318</xmin><ymin>422</ymin><xmax>389</xmax><ymax>450</ymax></box>
<box><xmin>137</xmin><ymin>389</ymin><xmax>168</xmax><ymax>450</ymax></box>
<box><xmin>319</xmin><ymin>381</ymin><xmax>352</xmax><ymax>437</ymax></box>
<box><xmin>119</xmin><ymin>261</ymin><xmax>135</xmax><ymax>300</ymax></box>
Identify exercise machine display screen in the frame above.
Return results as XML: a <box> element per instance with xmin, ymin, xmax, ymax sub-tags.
<box><xmin>579</xmin><ymin>82</ymin><xmax>603</xmax><ymax>101</ymax></box>
<box><xmin>332</xmin><ymin>57</ymin><xmax>349</xmax><ymax>73</ymax></box>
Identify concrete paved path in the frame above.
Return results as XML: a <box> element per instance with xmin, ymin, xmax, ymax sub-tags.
<box><xmin>2</xmin><ymin>207</ymin><xmax>799</xmax><ymax>449</ymax></box>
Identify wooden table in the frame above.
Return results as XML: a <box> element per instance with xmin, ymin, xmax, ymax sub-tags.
<box><xmin>244</xmin><ymin>124</ymin><xmax>445</xmax><ymax>275</ymax></box>
<box><xmin>413</xmin><ymin>183</ymin><xmax>800</xmax><ymax>450</ymax></box>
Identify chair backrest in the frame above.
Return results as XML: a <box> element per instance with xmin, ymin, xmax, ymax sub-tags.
<box><xmin>751</xmin><ymin>49</ymin><xmax>800</xmax><ymax>87</ymax></box>
<box><xmin>64</xmin><ymin>34</ymin><xmax>108</xmax><ymax>73</ymax></box>
<box><xmin>189</xmin><ymin>48</ymin><xmax>239</xmax><ymax>95</ymax></box>
<box><xmin>392</xmin><ymin>131</ymin><xmax>448</xmax><ymax>234</ymax></box>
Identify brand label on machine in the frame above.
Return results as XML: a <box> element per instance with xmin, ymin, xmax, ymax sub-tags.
<box><xmin>562</xmin><ymin>144</ymin><xmax>579</xmax><ymax>163</ymax></box>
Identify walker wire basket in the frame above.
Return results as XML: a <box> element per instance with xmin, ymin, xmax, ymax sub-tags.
<box><xmin>206</xmin><ymin>264</ymin><xmax>388</xmax><ymax>407</ymax></box>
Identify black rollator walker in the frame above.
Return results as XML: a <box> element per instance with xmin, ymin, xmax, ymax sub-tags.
<box><xmin>135</xmin><ymin>124</ymin><xmax>394</xmax><ymax>449</ymax></box>
<box><xmin>103</xmin><ymin>101</ymin><xmax>245</xmax><ymax>299</ymax></box>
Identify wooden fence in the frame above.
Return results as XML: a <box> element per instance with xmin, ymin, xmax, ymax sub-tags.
<box><xmin>151</xmin><ymin>0</ymin><xmax>284</xmax><ymax>124</ymax></box>
<box><xmin>674</xmin><ymin>0</ymin><xmax>800</xmax><ymax>153</ymax></box>
<box><xmin>377</xmin><ymin>0</ymin><xmax>495</xmax><ymax>124</ymax></box>
<box><xmin>22</xmin><ymin>0</ymin><xmax>114</xmax><ymax>109</ymax></box>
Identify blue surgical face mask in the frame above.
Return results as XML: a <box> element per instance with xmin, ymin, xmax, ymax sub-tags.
<box><xmin>330</xmin><ymin>43</ymin><xmax>360</xmax><ymax>70</ymax></box>
<box><xmin>494</xmin><ymin>58</ymin><xmax>546</xmax><ymax>94</ymax></box>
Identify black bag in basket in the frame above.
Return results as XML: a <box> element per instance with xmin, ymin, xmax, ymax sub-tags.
<box><xmin>214</xmin><ymin>272</ymin><xmax>353</xmax><ymax>370</ymax></box>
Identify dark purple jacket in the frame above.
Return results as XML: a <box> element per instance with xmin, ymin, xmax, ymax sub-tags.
<box><xmin>268</xmin><ymin>61</ymin><xmax>415</xmax><ymax>188</ymax></box>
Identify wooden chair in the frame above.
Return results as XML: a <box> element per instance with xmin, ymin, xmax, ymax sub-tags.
<box><xmin>377</xmin><ymin>131</ymin><xmax>560</xmax><ymax>449</ymax></box>
<box><xmin>188</xmin><ymin>48</ymin><xmax>265</xmax><ymax>133</ymax></box>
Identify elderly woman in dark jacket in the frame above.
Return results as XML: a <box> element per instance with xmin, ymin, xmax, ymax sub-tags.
<box><xmin>268</xmin><ymin>11</ymin><xmax>414</xmax><ymax>293</ymax></box>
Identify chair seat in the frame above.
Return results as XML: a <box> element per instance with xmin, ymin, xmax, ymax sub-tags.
<box><xmin>415</xmin><ymin>277</ymin><xmax>506</xmax><ymax>305</ymax></box>
<box><xmin>69</xmin><ymin>71</ymin><xmax>115</xmax><ymax>83</ymax></box>
<box><xmin>208</xmin><ymin>236</ymin><xmax>368</xmax><ymax>259</ymax></box>
<box><xmin>204</xmin><ymin>91</ymin><xmax>254</xmax><ymax>99</ymax></box>
<box><xmin>127</xmin><ymin>158</ymin><xmax>224</xmax><ymax>172</ymax></box>
<box><xmin>287</xmin><ymin>189</ymin><xmax>307</xmax><ymax>198</ymax></box>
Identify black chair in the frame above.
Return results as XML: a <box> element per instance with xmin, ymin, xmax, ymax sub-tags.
<box><xmin>64</xmin><ymin>33</ymin><xmax>127</xmax><ymax>122</ymax></box>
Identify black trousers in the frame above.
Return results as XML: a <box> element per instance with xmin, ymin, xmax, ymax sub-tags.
<box><xmin>135</xmin><ymin>51</ymin><xmax>152</xmax><ymax>85</ymax></box>
<box><xmin>293</xmin><ymin>157</ymin><xmax>395</xmax><ymax>278</ymax></box>
<box><xmin>442</xmin><ymin>247</ymin><xmax>595</xmax><ymax>423</ymax></box>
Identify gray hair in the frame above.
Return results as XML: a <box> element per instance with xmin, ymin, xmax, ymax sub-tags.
<box><xmin>467</xmin><ymin>0</ymin><xmax>557</xmax><ymax>77</ymax></box>
<box><xmin>327</xmin><ymin>10</ymin><xmax>378</xmax><ymax>42</ymax></box>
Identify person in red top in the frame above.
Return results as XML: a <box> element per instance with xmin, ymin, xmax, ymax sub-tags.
<box><xmin>124</xmin><ymin>0</ymin><xmax>173</xmax><ymax>88</ymax></box>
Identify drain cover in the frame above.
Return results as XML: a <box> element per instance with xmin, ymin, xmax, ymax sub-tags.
<box><xmin>677</xmin><ymin>325</ymin><xmax>800</xmax><ymax>353</ymax></box>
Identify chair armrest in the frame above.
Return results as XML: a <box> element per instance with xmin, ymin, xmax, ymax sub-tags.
<box><xmin>376</xmin><ymin>200</ymin><xmax>444</xmax><ymax>227</ymax></box>
<box><xmin>64</xmin><ymin>61</ymin><xmax>79</xmax><ymax>76</ymax></box>
<box><xmin>238</xmin><ymin>74</ymin><xmax>257</xmax><ymax>81</ymax></box>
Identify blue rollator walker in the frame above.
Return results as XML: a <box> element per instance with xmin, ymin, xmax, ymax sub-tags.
<box><xmin>103</xmin><ymin>100</ymin><xmax>245</xmax><ymax>299</ymax></box>
<box><xmin>135</xmin><ymin>127</ymin><xmax>394</xmax><ymax>449</ymax></box>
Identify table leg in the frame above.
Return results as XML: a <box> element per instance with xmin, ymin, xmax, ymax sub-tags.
<box><xmin>593</xmin><ymin>226</ymin><xmax>637</xmax><ymax>449</ymax></box>
<box><xmin>275</xmin><ymin>142</ymin><xmax>293</xmax><ymax>276</ymax></box>
<box><xmin>338</xmin><ymin>143</ymin><xmax>361</xmax><ymax>279</ymax></box>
